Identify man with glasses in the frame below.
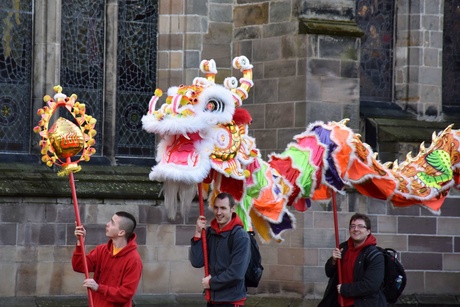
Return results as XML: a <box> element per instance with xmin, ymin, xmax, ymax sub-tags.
<box><xmin>318</xmin><ymin>213</ymin><xmax>387</xmax><ymax>307</ymax></box>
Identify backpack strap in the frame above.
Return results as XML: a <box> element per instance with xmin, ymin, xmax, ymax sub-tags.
<box><xmin>364</xmin><ymin>245</ymin><xmax>381</xmax><ymax>263</ymax></box>
<box><xmin>205</xmin><ymin>226</ymin><xmax>211</xmax><ymax>241</ymax></box>
<box><xmin>227</xmin><ymin>225</ymin><xmax>243</xmax><ymax>251</ymax></box>
<box><xmin>205</xmin><ymin>227</ymin><xmax>211</xmax><ymax>252</ymax></box>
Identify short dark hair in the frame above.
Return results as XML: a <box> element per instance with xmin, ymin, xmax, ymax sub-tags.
<box><xmin>349</xmin><ymin>213</ymin><xmax>371</xmax><ymax>231</ymax></box>
<box><xmin>116</xmin><ymin>211</ymin><xmax>137</xmax><ymax>239</ymax></box>
<box><xmin>215</xmin><ymin>192</ymin><xmax>236</xmax><ymax>208</ymax></box>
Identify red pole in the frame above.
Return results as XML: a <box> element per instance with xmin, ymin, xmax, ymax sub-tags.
<box><xmin>68</xmin><ymin>161</ymin><xmax>94</xmax><ymax>307</ymax></box>
<box><xmin>198</xmin><ymin>183</ymin><xmax>211</xmax><ymax>302</ymax></box>
<box><xmin>332</xmin><ymin>191</ymin><xmax>344</xmax><ymax>307</ymax></box>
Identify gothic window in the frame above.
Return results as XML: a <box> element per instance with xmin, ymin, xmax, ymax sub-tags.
<box><xmin>0</xmin><ymin>1</ymin><xmax>33</xmax><ymax>153</ymax></box>
<box><xmin>442</xmin><ymin>0</ymin><xmax>460</xmax><ymax>111</ymax></box>
<box><xmin>115</xmin><ymin>0</ymin><xmax>158</xmax><ymax>157</ymax></box>
<box><xmin>60</xmin><ymin>0</ymin><xmax>105</xmax><ymax>155</ymax></box>
<box><xmin>356</xmin><ymin>0</ymin><xmax>394</xmax><ymax>102</ymax></box>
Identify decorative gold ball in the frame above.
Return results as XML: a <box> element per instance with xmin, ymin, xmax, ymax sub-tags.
<box><xmin>48</xmin><ymin>117</ymin><xmax>85</xmax><ymax>158</ymax></box>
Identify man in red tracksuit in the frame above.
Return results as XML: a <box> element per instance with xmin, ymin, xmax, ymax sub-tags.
<box><xmin>72</xmin><ymin>211</ymin><xmax>143</xmax><ymax>307</ymax></box>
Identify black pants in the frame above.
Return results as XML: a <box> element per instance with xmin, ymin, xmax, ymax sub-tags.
<box><xmin>207</xmin><ymin>303</ymin><xmax>243</xmax><ymax>307</ymax></box>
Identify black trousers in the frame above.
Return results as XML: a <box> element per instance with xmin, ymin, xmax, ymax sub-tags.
<box><xmin>207</xmin><ymin>303</ymin><xmax>243</xmax><ymax>307</ymax></box>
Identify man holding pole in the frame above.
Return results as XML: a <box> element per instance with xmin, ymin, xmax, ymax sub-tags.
<box><xmin>190</xmin><ymin>192</ymin><xmax>251</xmax><ymax>307</ymax></box>
<box><xmin>73</xmin><ymin>211</ymin><xmax>143</xmax><ymax>307</ymax></box>
<box><xmin>319</xmin><ymin>213</ymin><xmax>386</xmax><ymax>307</ymax></box>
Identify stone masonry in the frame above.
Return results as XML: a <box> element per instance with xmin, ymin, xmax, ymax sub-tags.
<box><xmin>1</xmin><ymin>0</ymin><xmax>459</xmax><ymax>302</ymax></box>
<box><xmin>0</xmin><ymin>162</ymin><xmax>460</xmax><ymax>299</ymax></box>
<box><xmin>394</xmin><ymin>0</ymin><xmax>444</xmax><ymax>118</ymax></box>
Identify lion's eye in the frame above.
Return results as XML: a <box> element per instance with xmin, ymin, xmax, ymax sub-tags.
<box><xmin>204</xmin><ymin>97</ymin><xmax>225</xmax><ymax>113</ymax></box>
<box><xmin>206</xmin><ymin>100</ymin><xmax>218</xmax><ymax>111</ymax></box>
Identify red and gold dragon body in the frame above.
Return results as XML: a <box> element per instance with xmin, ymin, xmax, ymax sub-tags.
<box><xmin>142</xmin><ymin>56</ymin><xmax>460</xmax><ymax>242</ymax></box>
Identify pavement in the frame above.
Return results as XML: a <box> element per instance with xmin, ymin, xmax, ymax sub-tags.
<box><xmin>0</xmin><ymin>294</ymin><xmax>459</xmax><ymax>307</ymax></box>
<box><xmin>0</xmin><ymin>295</ymin><xmax>317</xmax><ymax>306</ymax></box>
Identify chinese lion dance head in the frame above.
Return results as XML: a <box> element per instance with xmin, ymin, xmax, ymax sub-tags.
<box><xmin>142</xmin><ymin>56</ymin><xmax>260</xmax><ymax>221</ymax></box>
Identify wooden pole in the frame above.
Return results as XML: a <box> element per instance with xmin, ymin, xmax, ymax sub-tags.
<box><xmin>332</xmin><ymin>191</ymin><xmax>344</xmax><ymax>307</ymax></box>
<box><xmin>198</xmin><ymin>183</ymin><xmax>211</xmax><ymax>301</ymax></box>
<box><xmin>68</xmin><ymin>161</ymin><xmax>94</xmax><ymax>307</ymax></box>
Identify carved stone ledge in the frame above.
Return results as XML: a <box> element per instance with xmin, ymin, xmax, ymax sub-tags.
<box><xmin>299</xmin><ymin>18</ymin><xmax>365</xmax><ymax>37</ymax></box>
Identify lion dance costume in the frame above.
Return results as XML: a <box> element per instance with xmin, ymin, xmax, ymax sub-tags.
<box><xmin>142</xmin><ymin>56</ymin><xmax>460</xmax><ymax>242</ymax></box>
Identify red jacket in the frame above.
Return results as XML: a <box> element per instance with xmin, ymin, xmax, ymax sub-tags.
<box><xmin>72</xmin><ymin>233</ymin><xmax>143</xmax><ymax>307</ymax></box>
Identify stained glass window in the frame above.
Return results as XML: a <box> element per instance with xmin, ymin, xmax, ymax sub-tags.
<box><xmin>356</xmin><ymin>0</ymin><xmax>394</xmax><ymax>102</ymax></box>
<box><xmin>0</xmin><ymin>1</ymin><xmax>33</xmax><ymax>152</ymax></box>
<box><xmin>60</xmin><ymin>0</ymin><xmax>105</xmax><ymax>155</ymax></box>
<box><xmin>443</xmin><ymin>0</ymin><xmax>460</xmax><ymax>111</ymax></box>
<box><xmin>116</xmin><ymin>0</ymin><xmax>158</xmax><ymax>157</ymax></box>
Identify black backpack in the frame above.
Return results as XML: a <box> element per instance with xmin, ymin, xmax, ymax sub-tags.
<box><xmin>228</xmin><ymin>227</ymin><xmax>264</xmax><ymax>287</ymax></box>
<box><xmin>366</xmin><ymin>246</ymin><xmax>407</xmax><ymax>304</ymax></box>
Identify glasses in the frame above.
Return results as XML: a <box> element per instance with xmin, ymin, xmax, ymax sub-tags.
<box><xmin>349</xmin><ymin>224</ymin><xmax>368</xmax><ymax>230</ymax></box>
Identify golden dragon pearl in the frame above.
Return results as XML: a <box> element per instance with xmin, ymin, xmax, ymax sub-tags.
<box><xmin>48</xmin><ymin>117</ymin><xmax>85</xmax><ymax>158</ymax></box>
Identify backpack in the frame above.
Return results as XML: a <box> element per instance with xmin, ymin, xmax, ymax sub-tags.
<box><xmin>366</xmin><ymin>246</ymin><xmax>407</xmax><ymax>304</ymax></box>
<box><xmin>228</xmin><ymin>227</ymin><xmax>264</xmax><ymax>287</ymax></box>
